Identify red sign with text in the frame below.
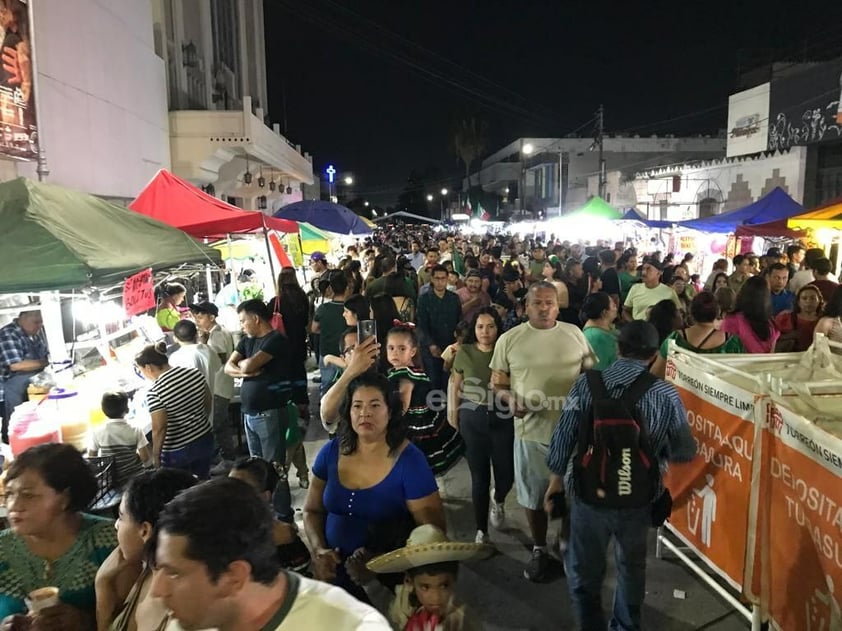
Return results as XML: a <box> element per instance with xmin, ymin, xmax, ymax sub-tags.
<box><xmin>123</xmin><ymin>268</ymin><xmax>155</xmax><ymax>317</ymax></box>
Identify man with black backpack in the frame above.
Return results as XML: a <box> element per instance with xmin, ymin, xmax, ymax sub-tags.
<box><xmin>545</xmin><ymin>321</ymin><xmax>696</xmax><ymax>631</ymax></box>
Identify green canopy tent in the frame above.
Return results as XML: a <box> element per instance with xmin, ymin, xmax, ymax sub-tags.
<box><xmin>563</xmin><ymin>196</ymin><xmax>622</xmax><ymax>220</ymax></box>
<box><xmin>0</xmin><ymin>177</ymin><xmax>220</xmax><ymax>293</ymax></box>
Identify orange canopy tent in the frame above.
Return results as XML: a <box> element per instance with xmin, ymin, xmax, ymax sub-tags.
<box><xmin>129</xmin><ymin>169</ymin><xmax>298</xmax><ymax>238</ymax></box>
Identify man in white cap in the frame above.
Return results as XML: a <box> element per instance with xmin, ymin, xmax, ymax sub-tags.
<box><xmin>190</xmin><ymin>301</ymin><xmax>237</xmax><ymax>464</ymax></box>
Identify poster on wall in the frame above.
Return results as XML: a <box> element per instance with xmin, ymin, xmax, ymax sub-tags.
<box><xmin>0</xmin><ymin>0</ymin><xmax>36</xmax><ymax>160</ymax></box>
<box><xmin>727</xmin><ymin>83</ymin><xmax>770</xmax><ymax>157</ymax></box>
<box><xmin>768</xmin><ymin>58</ymin><xmax>842</xmax><ymax>152</ymax></box>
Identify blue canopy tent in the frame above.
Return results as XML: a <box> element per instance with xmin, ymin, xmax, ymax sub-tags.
<box><xmin>274</xmin><ymin>200</ymin><xmax>372</xmax><ymax>235</ymax></box>
<box><xmin>618</xmin><ymin>209</ymin><xmax>674</xmax><ymax>229</ymax></box>
<box><xmin>677</xmin><ymin>187</ymin><xmax>804</xmax><ymax>233</ymax></box>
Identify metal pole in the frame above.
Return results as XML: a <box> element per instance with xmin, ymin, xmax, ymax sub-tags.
<box><xmin>27</xmin><ymin>0</ymin><xmax>49</xmax><ymax>181</ymax></box>
<box><xmin>227</xmin><ymin>233</ymin><xmax>238</xmax><ymax>302</ymax></box>
<box><xmin>263</xmin><ymin>226</ymin><xmax>278</xmax><ymax>291</ymax></box>
<box><xmin>517</xmin><ymin>138</ymin><xmax>526</xmax><ymax>218</ymax></box>
<box><xmin>597</xmin><ymin>104</ymin><xmax>606</xmax><ymax>199</ymax></box>
<box><xmin>558</xmin><ymin>151</ymin><xmax>563</xmax><ymax>217</ymax></box>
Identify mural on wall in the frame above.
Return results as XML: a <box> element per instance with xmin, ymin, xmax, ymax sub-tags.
<box><xmin>768</xmin><ymin>59</ymin><xmax>842</xmax><ymax>151</ymax></box>
<box><xmin>0</xmin><ymin>0</ymin><xmax>37</xmax><ymax>161</ymax></box>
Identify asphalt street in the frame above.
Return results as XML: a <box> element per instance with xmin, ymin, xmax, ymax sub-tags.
<box><xmin>285</xmin><ymin>378</ymin><xmax>751</xmax><ymax>631</ymax></box>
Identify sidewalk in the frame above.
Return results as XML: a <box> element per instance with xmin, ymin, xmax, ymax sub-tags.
<box><xmin>292</xmin><ymin>395</ymin><xmax>748</xmax><ymax>630</ymax></box>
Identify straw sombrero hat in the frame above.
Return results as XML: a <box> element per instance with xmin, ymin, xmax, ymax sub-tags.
<box><xmin>366</xmin><ymin>524</ymin><xmax>494</xmax><ymax>574</ymax></box>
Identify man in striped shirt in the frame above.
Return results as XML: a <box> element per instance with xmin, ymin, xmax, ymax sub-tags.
<box><xmin>545</xmin><ymin>321</ymin><xmax>696</xmax><ymax>631</ymax></box>
<box><xmin>136</xmin><ymin>343</ymin><xmax>213</xmax><ymax>477</ymax></box>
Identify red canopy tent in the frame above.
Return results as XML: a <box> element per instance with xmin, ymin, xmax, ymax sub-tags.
<box><xmin>734</xmin><ymin>220</ymin><xmax>807</xmax><ymax>239</ymax></box>
<box><xmin>129</xmin><ymin>169</ymin><xmax>298</xmax><ymax>238</ymax></box>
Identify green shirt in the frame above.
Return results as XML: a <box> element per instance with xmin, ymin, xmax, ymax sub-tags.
<box><xmin>582</xmin><ymin>325</ymin><xmax>618</xmax><ymax>370</ymax></box>
<box><xmin>452</xmin><ymin>344</ymin><xmax>494</xmax><ymax>405</ymax></box>
<box><xmin>0</xmin><ymin>514</ymin><xmax>117</xmax><ymax>618</ymax></box>
<box><xmin>619</xmin><ymin>271</ymin><xmax>639</xmax><ymax>301</ymax></box>
<box><xmin>314</xmin><ymin>301</ymin><xmax>346</xmax><ymax>355</ymax></box>
<box><xmin>659</xmin><ymin>329</ymin><xmax>746</xmax><ymax>358</ymax></box>
<box><xmin>156</xmin><ymin>306</ymin><xmax>180</xmax><ymax>331</ymax></box>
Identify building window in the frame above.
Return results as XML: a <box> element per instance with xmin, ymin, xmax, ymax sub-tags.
<box><xmin>698</xmin><ymin>198</ymin><xmax>719</xmax><ymax>217</ymax></box>
<box><xmin>211</xmin><ymin>0</ymin><xmax>240</xmax><ymax>75</ymax></box>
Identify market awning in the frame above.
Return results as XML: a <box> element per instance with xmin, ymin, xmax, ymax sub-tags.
<box><xmin>618</xmin><ymin>208</ymin><xmax>674</xmax><ymax>229</ymax></box>
<box><xmin>787</xmin><ymin>199</ymin><xmax>842</xmax><ymax>230</ymax></box>
<box><xmin>564</xmin><ymin>196</ymin><xmax>622</xmax><ymax>221</ymax></box>
<box><xmin>372</xmin><ymin>211</ymin><xmax>442</xmax><ymax>224</ymax></box>
<box><xmin>0</xmin><ymin>177</ymin><xmax>220</xmax><ymax>293</ymax></box>
<box><xmin>679</xmin><ymin>187</ymin><xmax>803</xmax><ymax>233</ymax></box>
<box><xmin>129</xmin><ymin>169</ymin><xmax>298</xmax><ymax>238</ymax></box>
<box><xmin>734</xmin><ymin>220</ymin><xmax>807</xmax><ymax>239</ymax></box>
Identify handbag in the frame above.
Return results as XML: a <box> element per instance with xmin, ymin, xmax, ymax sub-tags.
<box><xmin>271</xmin><ymin>297</ymin><xmax>287</xmax><ymax>336</ymax></box>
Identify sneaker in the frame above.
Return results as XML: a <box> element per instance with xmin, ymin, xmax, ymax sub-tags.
<box><xmin>523</xmin><ymin>548</ymin><xmax>549</xmax><ymax>582</ymax></box>
<box><xmin>490</xmin><ymin>502</ymin><xmax>506</xmax><ymax>529</ymax></box>
<box><xmin>475</xmin><ymin>530</ymin><xmax>490</xmax><ymax>544</ymax></box>
<box><xmin>298</xmin><ymin>474</ymin><xmax>310</xmax><ymax>489</ymax></box>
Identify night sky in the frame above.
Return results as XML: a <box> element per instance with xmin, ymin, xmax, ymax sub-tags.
<box><xmin>265</xmin><ymin>0</ymin><xmax>839</xmax><ymax>207</ymax></box>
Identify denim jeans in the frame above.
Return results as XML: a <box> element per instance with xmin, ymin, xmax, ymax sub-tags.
<box><xmin>318</xmin><ymin>356</ymin><xmax>339</xmax><ymax>398</ymax></box>
<box><xmin>243</xmin><ymin>407</ymin><xmax>293</xmax><ymax>522</ymax></box>
<box><xmin>160</xmin><ymin>433</ymin><xmax>214</xmax><ymax>479</ymax></box>
<box><xmin>421</xmin><ymin>350</ymin><xmax>447</xmax><ymax>393</ymax></box>
<box><xmin>566</xmin><ymin>496</ymin><xmax>651</xmax><ymax>631</ymax></box>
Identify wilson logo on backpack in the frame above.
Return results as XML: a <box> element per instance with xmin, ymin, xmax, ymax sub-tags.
<box><xmin>573</xmin><ymin>370</ymin><xmax>660</xmax><ymax>509</ymax></box>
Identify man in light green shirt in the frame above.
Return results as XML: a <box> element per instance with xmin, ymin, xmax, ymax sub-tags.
<box><xmin>623</xmin><ymin>260</ymin><xmax>681</xmax><ymax>321</ymax></box>
<box><xmin>490</xmin><ymin>282</ymin><xmax>594</xmax><ymax>582</ymax></box>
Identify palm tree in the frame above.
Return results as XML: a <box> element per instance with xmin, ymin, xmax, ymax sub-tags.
<box><xmin>451</xmin><ymin>117</ymin><xmax>488</xmax><ymax>182</ymax></box>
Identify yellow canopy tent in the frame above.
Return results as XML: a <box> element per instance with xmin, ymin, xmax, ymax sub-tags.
<box><xmin>787</xmin><ymin>200</ymin><xmax>842</xmax><ymax>230</ymax></box>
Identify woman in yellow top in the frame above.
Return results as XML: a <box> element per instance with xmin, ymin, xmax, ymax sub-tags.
<box><xmin>155</xmin><ymin>283</ymin><xmax>186</xmax><ymax>332</ymax></box>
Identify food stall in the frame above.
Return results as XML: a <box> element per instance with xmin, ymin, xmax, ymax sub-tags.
<box><xmin>0</xmin><ymin>177</ymin><xmax>220</xmax><ymax>468</ymax></box>
<box><xmin>659</xmin><ymin>336</ymin><xmax>842</xmax><ymax>630</ymax></box>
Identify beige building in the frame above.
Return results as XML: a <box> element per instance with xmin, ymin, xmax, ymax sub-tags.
<box><xmin>154</xmin><ymin>0</ymin><xmax>313</xmax><ymax>209</ymax></box>
<box><xmin>3</xmin><ymin>0</ymin><xmax>312</xmax><ymax>208</ymax></box>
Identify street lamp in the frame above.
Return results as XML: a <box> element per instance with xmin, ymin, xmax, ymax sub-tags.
<box><xmin>344</xmin><ymin>176</ymin><xmax>354</xmax><ymax>186</ymax></box>
<box><xmin>441</xmin><ymin>188</ymin><xmax>448</xmax><ymax>196</ymax></box>
<box><xmin>364</xmin><ymin>201</ymin><xmax>369</xmax><ymax>207</ymax></box>
<box><xmin>426</xmin><ymin>194</ymin><xmax>434</xmax><ymax>202</ymax></box>
<box><xmin>523</xmin><ymin>143</ymin><xmax>534</xmax><ymax>155</ymax></box>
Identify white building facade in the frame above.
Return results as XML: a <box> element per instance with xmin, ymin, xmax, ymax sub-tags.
<box><xmin>463</xmin><ymin>135</ymin><xmax>726</xmax><ymax>217</ymax></box>
<box><xmin>627</xmin><ymin>147</ymin><xmax>808</xmax><ymax>222</ymax></box>
<box><xmin>0</xmin><ymin>0</ymin><xmax>312</xmax><ymax>207</ymax></box>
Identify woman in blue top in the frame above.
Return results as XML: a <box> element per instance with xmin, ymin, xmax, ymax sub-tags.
<box><xmin>0</xmin><ymin>444</ymin><xmax>117</xmax><ymax>630</ymax></box>
<box><xmin>303</xmin><ymin>371</ymin><xmax>446</xmax><ymax>596</ymax></box>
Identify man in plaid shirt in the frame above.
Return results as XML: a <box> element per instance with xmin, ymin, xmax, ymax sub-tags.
<box><xmin>0</xmin><ymin>310</ymin><xmax>49</xmax><ymax>441</ymax></box>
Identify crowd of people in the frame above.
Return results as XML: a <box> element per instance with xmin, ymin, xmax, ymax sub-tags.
<box><xmin>0</xmin><ymin>221</ymin><xmax>839</xmax><ymax>630</ymax></box>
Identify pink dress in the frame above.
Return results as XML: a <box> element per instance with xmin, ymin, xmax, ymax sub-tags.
<box><xmin>720</xmin><ymin>313</ymin><xmax>780</xmax><ymax>353</ymax></box>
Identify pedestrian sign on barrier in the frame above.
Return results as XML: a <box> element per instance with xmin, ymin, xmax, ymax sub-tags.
<box><xmin>664</xmin><ymin>357</ymin><xmax>761</xmax><ymax>592</ymax></box>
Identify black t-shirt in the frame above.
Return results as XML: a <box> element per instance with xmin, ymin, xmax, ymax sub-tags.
<box><xmin>236</xmin><ymin>331</ymin><xmax>293</xmax><ymax>414</ymax></box>
<box><xmin>601</xmin><ymin>267</ymin><xmax>621</xmax><ymax>299</ymax></box>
